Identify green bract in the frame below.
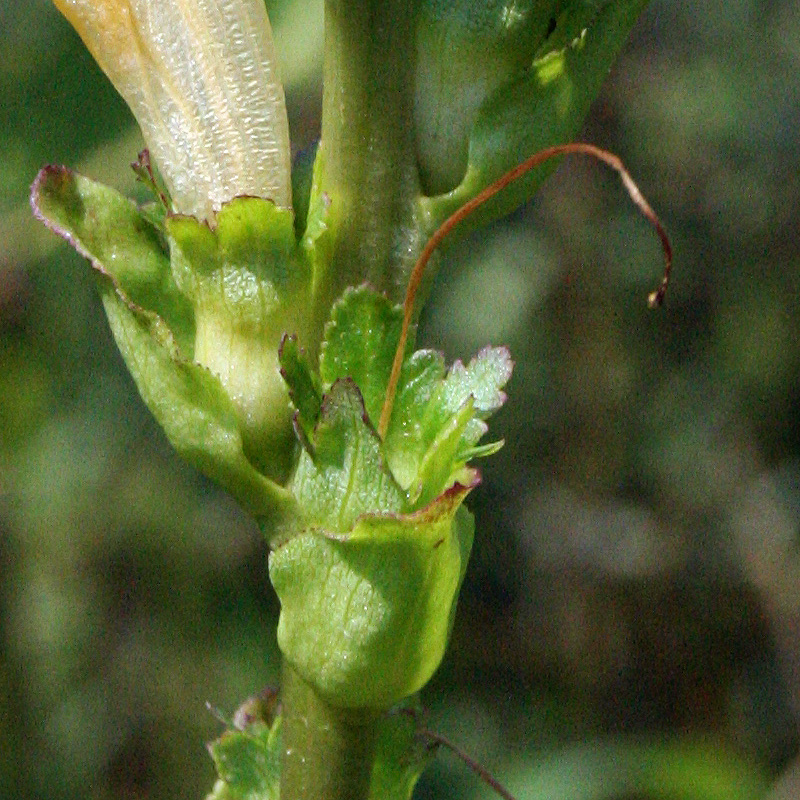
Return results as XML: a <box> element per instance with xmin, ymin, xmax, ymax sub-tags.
<box><xmin>207</xmin><ymin>717</ymin><xmax>282</xmax><ymax>800</ymax></box>
<box><xmin>31</xmin><ymin>166</ymin><xmax>309</xmax><ymax>515</ymax></box>
<box><xmin>417</xmin><ymin>0</ymin><xmax>650</xmax><ymax>240</ymax></box>
<box><xmin>272</xmin><ymin>287</ymin><xmax>511</xmax><ymax>708</ymax></box>
<box><xmin>206</xmin><ymin>699</ymin><xmax>432</xmax><ymax>800</ymax></box>
<box><xmin>271</xmin><ymin>490</ymin><xmax>476</xmax><ymax>708</ymax></box>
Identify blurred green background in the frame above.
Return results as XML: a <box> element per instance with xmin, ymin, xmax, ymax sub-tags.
<box><xmin>2</xmin><ymin>0</ymin><xmax>799</xmax><ymax>798</ymax></box>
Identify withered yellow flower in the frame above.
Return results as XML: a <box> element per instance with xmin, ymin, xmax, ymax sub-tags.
<box><xmin>52</xmin><ymin>0</ymin><xmax>292</xmax><ymax>220</ymax></box>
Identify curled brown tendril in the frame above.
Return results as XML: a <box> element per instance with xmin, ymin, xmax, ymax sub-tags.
<box><xmin>398</xmin><ymin>707</ymin><xmax>518</xmax><ymax>800</ymax></box>
<box><xmin>422</xmin><ymin>729</ymin><xmax>518</xmax><ymax>800</ymax></box>
<box><xmin>378</xmin><ymin>143</ymin><xmax>673</xmax><ymax>439</ymax></box>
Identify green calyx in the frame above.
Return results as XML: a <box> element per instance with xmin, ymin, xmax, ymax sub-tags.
<box><xmin>270</xmin><ymin>493</ymin><xmax>476</xmax><ymax>709</ymax></box>
<box><xmin>166</xmin><ymin>199</ymin><xmax>309</xmax><ymax>480</ymax></box>
<box><xmin>30</xmin><ymin>166</ymin><xmax>313</xmax><ymax>518</ymax></box>
<box><xmin>271</xmin><ymin>286</ymin><xmax>511</xmax><ymax>708</ymax></box>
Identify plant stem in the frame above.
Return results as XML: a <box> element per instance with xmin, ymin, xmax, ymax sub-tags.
<box><xmin>279</xmin><ymin>6</ymin><xmax>421</xmax><ymax>796</ymax></box>
<box><xmin>280</xmin><ymin>660</ymin><xmax>378</xmax><ymax>800</ymax></box>
<box><xmin>320</xmin><ymin>0</ymin><xmax>423</xmax><ymax>302</ymax></box>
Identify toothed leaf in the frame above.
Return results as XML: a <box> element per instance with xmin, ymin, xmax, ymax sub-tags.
<box><xmin>291</xmin><ymin>379</ymin><xmax>407</xmax><ymax>531</ymax></box>
<box><xmin>413</xmin><ymin>398</ymin><xmax>477</xmax><ymax>507</ymax></box>
<box><xmin>279</xmin><ymin>334</ymin><xmax>322</xmax><ymax>444</ymax></box>
<box><xmin>384</xmin><ymin>346</ymin><xmax>512</xmax><ymax>499</ymax></box>
<box><xmin>206</xmin><ymin>717</ymin><xmax>281</xmax><ymax>800</ymax></box>
<box><xmin>319</xmin><ymin>285</ymin><xmax>408</xmax><ymax>427</ymax></box>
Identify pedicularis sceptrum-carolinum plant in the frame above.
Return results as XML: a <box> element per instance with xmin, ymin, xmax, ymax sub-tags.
<box><xmin>32</xmin><ymin>1</ymin><xmax>670</xmax><ymax>798</ymax></box>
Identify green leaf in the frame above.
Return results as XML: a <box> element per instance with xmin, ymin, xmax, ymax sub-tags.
<box><xmin>31</xmin><ymin>165</ymin><xmax>194</xmax><ymax>355</ymax></box>
<box><xmin>98</xmin><ymin>285</ymin><xmax>293</xmax><ymax>522</ymax></box>
<box><xmin>167</xmin><ymin>197</ymin><xmax>300</xmax><ymax>299</ymax></box>
<box><xmin>279</xmin><ymin>334</ymin><xmax>323</xmax><ymax>446</ymax></box>
<box><xmin>291</xmin><ymin>379</ymin><xmax>408</xmax><ymax>532</ymax></box>
<box><xmin>270</xmin><ymin>493</ymin><xmax>475</xmax><ymax>709</ymax></box>
<box><xmin>206</xmin><ymin>702</ymin><xmax>433</xmax><ymax>800</ymax></box>
<box><xmin>413</xmin><ymin>397</ymin><xmax>477</xmax><ymax>507</ymax></box>
<box><xmin>420</xmin><ymin>0</ymin><xmax>650</xmax><ymax>237</ymax></box>
<box><xmin>384</xmin><ymin>346</ymin><xmax>513</xmax><ymax>502</ymax></box>
<box><xmin>206</xmin><ymin>719</ymin><xmax>281</xmax><ymax>800</ymax></box>
<box><xmin>382</xmin><ymin>349</ymin><xmax>447</xmax><ymax>489</ymax></box>
<box><xmin>308</xmin><ymin>285</ymin><xmax>512</xmax><ymax>504</ymax></box>
<box><xmin>291</xmin><ymin>284</ymin><xmax>511</xmax><ymax>512</ymax></box>
<box><xmin>319</xmin><ymin>285</ymin><xmax>408</xmax><ymax>427</ymax></box>
<box><xmin>435</xmin><ymin>345</ymin><xmax>512</xmax><ymax>453</ymax></box>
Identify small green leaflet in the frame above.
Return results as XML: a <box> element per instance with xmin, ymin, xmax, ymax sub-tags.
<box><xmin>279</xmin><ymin>285</ymin><xmax>512</xmax><ymax>518</ymax></box>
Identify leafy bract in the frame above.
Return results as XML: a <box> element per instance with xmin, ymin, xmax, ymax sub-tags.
<box><xmin>385</xmin><ymin>345</ymin><xmax>512</xmax><ymax>503</ymax></box>
<box><xmin>270</xmin><ymin>496</ymin><xmax>475</xmax><ymax>708</ymax></box>
<box><xmin>279</xmin><ymin>334</ymin><xmax>322</xmax><ymax>446</ymax></box>
<box><xmin>273</xmin><ymin>285</ymin><xmax>506</xmax><ymax>708</ymax></box>
<box><xmin>319</xmin><ymin>284</ymin><xmax>408</xmax><ymax>426</ymax></box>
<box><xmin>31</xmin><ymin>166</ymin><xmax>294</xmax><ymax>521</ymax></box>
<box><xmin>166</xmin><ymin>197</ymin><xmax>310</xmax><ymax>479</ymax></box>
<box><xmin>419</xmin><ymin>0</ymin><xmax>650</xmax><ymax>239</ymax></box>
<box><xmin>99</xmin><ymin>287</ymin><xmax>292</xmax><ymax>520</ymax></box>
<box><xmin>281</xmin><ymin>286</ymin><xmax>512</xmax><ymax>516</ymax></box>
<box><xmin>167</xmin><ymin>197</ymin><xmax>299</xmax><ymax>300</ymax></box>
<box><xmin>206</xmin><ymin>719</ymin><xmax>281</xmax><ymax>800</ymax></box>
<box><xmin>206</xmin><ymin>704</ymin><xmax>433</xmax><ymax>800</ymax></box>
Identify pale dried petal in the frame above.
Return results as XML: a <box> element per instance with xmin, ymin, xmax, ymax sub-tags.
<box><xmin>52</xmin><ymin>0</ymin><xmax>292</xmax><ymax>219</ymax></box>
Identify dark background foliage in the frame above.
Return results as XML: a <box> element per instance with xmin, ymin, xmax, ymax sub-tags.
<box><xmin>1</xmin><ymin>1</ymin><xmax>798</xmax><ymax>798</ymax></box>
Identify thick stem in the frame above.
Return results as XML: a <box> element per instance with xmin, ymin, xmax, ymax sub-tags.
<box><xmin>320</xmin><ymin>0</ymin><xmax>423</xmax><ymax>301</ymax></box>
<box><xmin>280</xmin><ymin>661</ymin><xmax>378</xmax><ymax>800</ymax></box>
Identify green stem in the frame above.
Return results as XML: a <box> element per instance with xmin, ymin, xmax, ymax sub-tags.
<box><xmin>279</xmin><ymin>6</ymin><xmax>426</xmax><ymax>797</ymax></box>
<box><xmin>280</xmin><ymin>660</ymin><xmax>378</xmax><ymax>800</ymax></box>
<box><xmin>320</xmin><ymin>0</ymin><xmax>423</xmax><ymax>302</ymax></box>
